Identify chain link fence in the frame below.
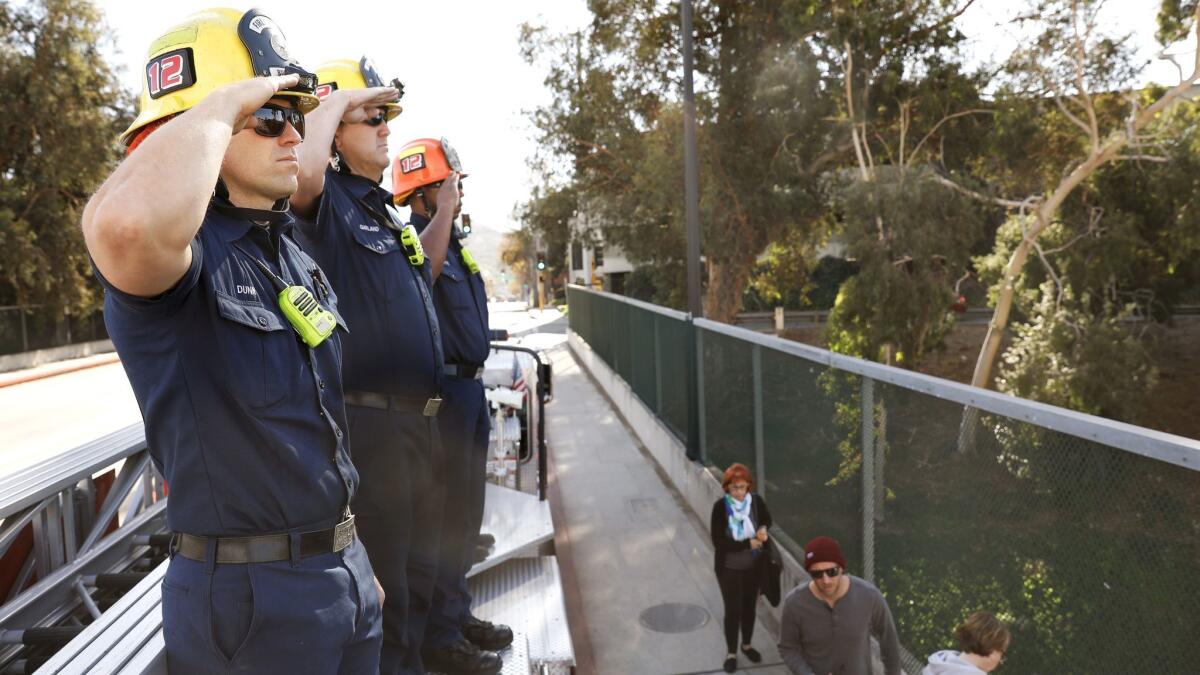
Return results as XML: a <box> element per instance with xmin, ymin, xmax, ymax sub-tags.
<box><xmin>567</xmin><ymin>285</ymin><xmax>1200</xmax><ymax>675</ymax></box>
<box><xmin>0</xmin><ymin>306</ymin><xmax>108</xmax><ymax>357</ymax></box>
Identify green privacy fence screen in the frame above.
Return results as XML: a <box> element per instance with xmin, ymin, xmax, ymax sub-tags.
<box><xmin>567</xmin><ymin>285</ymin><xmax>1200</xmax><ymax>675</ymax></box>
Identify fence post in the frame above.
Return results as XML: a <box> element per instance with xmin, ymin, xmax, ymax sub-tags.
<box><xmin>19</xmin><ymin>309</ymin><xmax>28</xmax><ymax>352</ymax></box>
<box><xmin>752</xmin><ymin>345</ymin><xmax>765</xmax><ymax>490</ymax></box>
<box><xmin>653</xmin><ymin>316</ymin><xmax>664</xmax><ymax>415</ymax></box>
<box><xmin>692</xmin><ymin>323</ymin><xmax>706</xmax><ymax>462</ymax></box>
<box><xmin>861</xmin><ymin>376</ymin><xmax>875</xmax><ymax>585</ymax></box>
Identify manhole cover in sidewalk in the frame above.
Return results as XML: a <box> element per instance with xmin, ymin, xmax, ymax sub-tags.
<box><xmin>638</xmin><ymin>603</ymin><xmax>710</xmax><ymax>633</ymax></box>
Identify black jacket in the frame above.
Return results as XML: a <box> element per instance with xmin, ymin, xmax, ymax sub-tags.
<box><xmin>710</xmin><ymin>493</ymin><xmax>773</xmax><ymax>572</ymax></box>
<box><xmin>710</xmin><ymin>493</ymin><xmax>783</xmax><ymax>606</ymax></box>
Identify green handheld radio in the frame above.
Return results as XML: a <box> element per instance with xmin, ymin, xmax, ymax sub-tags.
<box><xmin>278</xmin><ymin>285</ymin><xmax>336</xmax><ymax>348</ymax></box>
<box><xmin>459</xmin><ymin>246</ymin><xmax>480</xmax><ymax>275</ymax></box>
<box><xmin>398</xmin><ymin>224</ymin><xmax>426</xmax><ymax>267</ymax></box>
<box><xmin>253</xmin><ymin>259</ymin><xmax>337</xmax><ymax>348</ymax></box>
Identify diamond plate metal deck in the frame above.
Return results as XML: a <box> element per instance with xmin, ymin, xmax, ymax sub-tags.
<box><xmin>469</xmin><ymin>557</ymin><xmax>574</xmax><ymax>675</ymax></box>
<box><xmin>468</xmin><ymin>483</ymin><xmax>554</xmax><ymax>578</ymax></box>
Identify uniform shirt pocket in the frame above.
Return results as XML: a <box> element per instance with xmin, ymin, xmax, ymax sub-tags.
<box><xmin>437</xmin><ymin>267</ymin><xmax>473</xmax><ymax>310</ymax></box>
<box><xmin>214</xmin><ymin>292</ymin><xmax>299</xmax><ymax>409</ymax></box>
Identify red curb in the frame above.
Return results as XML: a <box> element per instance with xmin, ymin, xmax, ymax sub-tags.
<box><xmin>0</xmin><ymin>353</ymin><xmax>121</xmax><ymax>388</ymax></box>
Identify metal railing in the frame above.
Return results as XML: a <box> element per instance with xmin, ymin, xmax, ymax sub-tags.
<box><xmin>567</xmin><ymin>284</ymin><xmax>1200</xmax><ymax>675</ymax></box>
<box><xmin>0</xmin><ymin>424</ymin><xmax>168</xmax><ymax>671</ymax></box>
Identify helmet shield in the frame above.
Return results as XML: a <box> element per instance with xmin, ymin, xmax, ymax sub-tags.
<box><xmin>238</xmin><ymin>10</ymin><xmax>317</xmax><ymax>99</ymax></box>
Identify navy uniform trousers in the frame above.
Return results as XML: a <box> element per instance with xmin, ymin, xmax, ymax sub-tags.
<box><xmin>424</xmin><ymin>374</ymin><xmax>491</xmax><ymax>648</ymax></box>
<box><xmin>162</xmin><ymin>537</ymin><xmax>382</xmax><ymax>674</ymax></box>
<box><xmin>348</xmin><ymin>405</ymin><xmax>445</xmax><ymax>675</ymax></box>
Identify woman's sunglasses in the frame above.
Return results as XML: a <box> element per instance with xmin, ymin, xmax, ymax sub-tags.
<box><xmin>809</xmin><ymin>567</ymin><xmax>841</xmax><ymax>580</ymax></box>
<box><xmin>251</xmin><ymin>104</ymin><xmax>305</xmax><ymax>140</ymax></box>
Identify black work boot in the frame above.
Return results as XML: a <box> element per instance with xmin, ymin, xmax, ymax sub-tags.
<box><xmin>422</xmin><ymin>638</ymin><xmax>502</xmax><ymax>675</ymax></box>
<box><xmin>462</xmin><ymin>614</ymin><xmax>514</xmax><ymax>651</ymax></box>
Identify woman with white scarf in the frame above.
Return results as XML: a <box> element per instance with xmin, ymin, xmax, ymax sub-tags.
<box><xmin>710</xmin><ymin>463</ymin><xmax>773</xmax><ymax>673</ymax></box>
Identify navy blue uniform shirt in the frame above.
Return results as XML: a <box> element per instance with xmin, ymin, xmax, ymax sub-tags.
<box><xmin>294</xmin><ymin>169</ymin><xmax>443</xmax><ymax>397</ymax></box>
<box><xmin>97</xmin><ymin>207</ymin><xmax>356</xmax><ymax>537</ymax></box>
<box><xmin>412</xmin><ymin>213</ymin><xmax>491</xmax><ymax>367</ymax></box>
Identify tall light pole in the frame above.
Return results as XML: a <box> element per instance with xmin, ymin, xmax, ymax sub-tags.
<box><xmin>681</xmin><ymin>0</ymin><xmax>703</xmax><ymax>317</ymax></box>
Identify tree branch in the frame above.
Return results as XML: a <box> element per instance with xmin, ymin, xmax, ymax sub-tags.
<box><xmin>909</xmin><ymin>108</ymin><xmax>995</xmax><ymax>163</ymax></box>
<box><xmin>931</xmin><ymin>174</ymin><xmax>1032</xmax><ymax>209</ymax></box>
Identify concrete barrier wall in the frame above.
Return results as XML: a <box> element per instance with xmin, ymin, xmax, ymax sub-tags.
<box><xmin>0</xmin><ymin>340</ymin><xmax>115</xmax><ymax>374</ymax></box>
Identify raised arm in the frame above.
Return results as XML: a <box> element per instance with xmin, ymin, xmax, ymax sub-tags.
<box><xmin>419</xmin><ymin>172</ymin><xmax>460</xmax><ymax>281</ymax></box>
<box><xmin>292</xmin><ymin>85</ymin><xmax>399</xmax><ymax>219</ymax></box>
<box><xmin>82</xmin><ymin>75</ymin><xmax>300</xmax><ymax>297</ymax></box>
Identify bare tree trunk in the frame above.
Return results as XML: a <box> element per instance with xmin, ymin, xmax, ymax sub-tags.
<box><xmin>704</xmin><ymin>257</ymin><xmax>753</xmax><ymax>323</ymax></box>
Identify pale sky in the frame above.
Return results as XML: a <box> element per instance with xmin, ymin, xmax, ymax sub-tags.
<box><xmin>96</xmin><ymin>0</ymin><xmax>1192</xmax><ymax>241</ymax></box>
<box><xmin>98</xmin><ymin>0</ymin><xmax>592</xmax><ymax>238</ymax></box>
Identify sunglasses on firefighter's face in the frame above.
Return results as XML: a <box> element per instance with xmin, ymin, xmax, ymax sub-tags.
<box><xmin>809</xmin><ymin>566</ymin><xmax>841</xmax><ymax>580</ymax></box>
<box><xmin>251</xmin><ymin>104</ymin><xmax>305</xmax><ymax>140</ymax></box>
<box><xmin>362</xmin><ymin>111</ymin><xmax>388</xmax><ymax>127</ymax></box>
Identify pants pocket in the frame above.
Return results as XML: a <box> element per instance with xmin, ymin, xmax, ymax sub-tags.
<box><xmin>207</xmin><ymin>564</ymin><xmax>258</xmax><ymax>664</ymax></box>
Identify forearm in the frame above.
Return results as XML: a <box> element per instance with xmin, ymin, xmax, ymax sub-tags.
<box><xmin>292</xmin><ymin>98</ymin><xmax>347</xmax><ymax>216</ymax></box>
<box><xmin>419</xmin><ymin>209</ymin><xmax>453</xmax><ymax>280</ymax></box>
<box><xmin>83</xmin><ymin>95</ymin><xmax>238</xmax><ymax>295</ymax></box>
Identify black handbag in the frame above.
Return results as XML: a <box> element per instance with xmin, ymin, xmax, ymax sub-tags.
<box><xmin>759</xmin><ymin>537</ymin><xmax>783</xmax><ymax>607</ymax></box>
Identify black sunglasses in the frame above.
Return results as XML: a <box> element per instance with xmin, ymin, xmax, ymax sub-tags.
<box><xmin>809</xmin><ymin>567</ymin><xmax>841</xmax><ymax>580</ymax></box>
<box><xmin>251</xmin><ymin>104</ymin><xmax>305</xmax><ymax>140</ymax></box>
<box><xmin>362</xmin><ymin>111</ymin><xmax>388</xmax><ymax>127</ymax></box>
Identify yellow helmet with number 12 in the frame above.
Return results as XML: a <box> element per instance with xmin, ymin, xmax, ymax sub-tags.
<box><xmin>120</xmin><ymin>7</ymin><xmax>320</xmax><ymax>147</ymax></box>
<box><xmin>313</xmin><ymin>57</ymin><xmax>404</xmax><ymax>119</ymax></box>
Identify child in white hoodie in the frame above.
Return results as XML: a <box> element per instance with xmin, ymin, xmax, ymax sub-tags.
<box><xmin>923</xmin><ymin>611</ymin><xmax>1010</xmax><ymax>674</ymax></box>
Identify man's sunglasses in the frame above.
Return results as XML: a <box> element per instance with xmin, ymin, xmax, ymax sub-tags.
<box><xmin>809</xmin><ymin>567</ymin><xmax>841</xmax><ymax>580</ymax></box>
<box><xmin>251</xmin><ymin>104</ymin><xmax>305</xmax><ymax>140</ymax></box>
<box><xmin>362</xmin><ymin>111</ymin><xmax>388</xmax><ymax>127</ymax></box>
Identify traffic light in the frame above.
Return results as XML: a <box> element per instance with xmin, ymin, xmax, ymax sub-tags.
<box><xmin>536</xmin><ymin>253</ymin><xmax>546</xmax><ymax>271</ymax></box>
<box><xmin>461</xmin><ymin>214</ymin><xmax>472</xmax><ymax>234</ymax></box>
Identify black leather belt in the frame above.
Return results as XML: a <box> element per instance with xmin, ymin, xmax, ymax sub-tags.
<box><xmin>175</xmin><ymin>515</ymin><xmax>356</xmax><ymax>564</ymax></box>
<box><xmin>344</xmin><ymin>390</ymin><xmax>442</xmax><ymax>416</ymax></box>
<box><xmin>444</xmin><ymin>363</ymin><xmax>483</xmax><ymax>379</ymax></box>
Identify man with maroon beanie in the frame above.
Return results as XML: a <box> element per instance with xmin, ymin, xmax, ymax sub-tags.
<box><xmin>778</xmin><ymin>536</ymin><xmax>902</xmax><ymax>675</ymax></box>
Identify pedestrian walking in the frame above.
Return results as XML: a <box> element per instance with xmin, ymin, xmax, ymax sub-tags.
<box><xmin>923</xmin><ymin>611</ymin><xmax>1010</xmax><ymax>674</ymax></box>
<box><xmin>710</xmin><ymin>463</ymin><xmax>773</xmax><ymax>673</ymax></box>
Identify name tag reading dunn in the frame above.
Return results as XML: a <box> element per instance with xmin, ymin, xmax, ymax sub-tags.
<box><xmin>279</xmin><ymin>286</ymin><xmax>336</xmax><ymax>348</ymax></box>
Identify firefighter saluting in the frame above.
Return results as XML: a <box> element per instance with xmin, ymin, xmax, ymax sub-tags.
<box><xmin>392</xmin><ymin>138</ymin><xmax>515</xmax><ymax>669</ymax></box>
<box><xmin>290</xmin><ymin>59</ymin><xmax>501</xmax><ymax>675</ymax></box>
<box><xmin>82</xmin><ymin>9</ymin><xmax>382</xmax><ymax>673</ymax></box>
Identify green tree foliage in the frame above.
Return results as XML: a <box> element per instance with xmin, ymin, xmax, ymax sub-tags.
<box><xmin>0</xmin><ymin>0</ymin><xmax>132</xmax><ymax>313</ymax></box>
<box><xmin>825</xmin><ymin>167</ymin><xmax>983</xmax><ymax>365</ymax></box>
<box><xmin>521</xmin><ymin>1</ymin><xmax>834</xmax><ymax>317</ymax></box>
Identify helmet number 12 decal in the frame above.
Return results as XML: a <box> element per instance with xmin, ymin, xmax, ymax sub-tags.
<box><xmin>146</xmin><ymin>48</ymin><xmax>196</xmax><ymax>100</ymax></box>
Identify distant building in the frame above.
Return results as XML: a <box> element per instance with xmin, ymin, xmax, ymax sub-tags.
<box><xmin>567</xmin><ymin>238</ymin><xmax>634</xmax><ymax>294</ymax></box>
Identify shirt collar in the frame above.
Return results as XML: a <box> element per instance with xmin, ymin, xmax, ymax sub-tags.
<box><xmin>207</xmin><ymin>204</ymin><xmax>296</xmax><ymax>244</ymax></box>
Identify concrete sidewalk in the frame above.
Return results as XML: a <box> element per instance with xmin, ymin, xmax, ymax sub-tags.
<box><xmin>544</xmin><ymin>343</ymin><xmax>789</xmax><ymax>675</ymax></box>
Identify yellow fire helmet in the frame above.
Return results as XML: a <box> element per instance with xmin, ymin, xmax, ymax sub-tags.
<box><xmin>120</xmin><ymin>7</ymin><xmax>320</xmax><ymax>146</ymax></box>
<box><xmin>314</xmin><ymin>57</ymin><xmax>404</xmax><ymax>120</ymax></box>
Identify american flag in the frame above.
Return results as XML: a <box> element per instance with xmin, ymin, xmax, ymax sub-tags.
<box><xmin>510</xmin><ymin>354</ymin><xmax>527</xmax><ymax>393</ymax></box>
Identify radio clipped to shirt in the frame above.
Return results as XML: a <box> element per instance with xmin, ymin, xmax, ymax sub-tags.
<box><xmin>398</xmin><ymin>223</ymin><xmax>426</xmax><ymax>268</ymax></box>
<box><xmin>253</xmin><ymin>259</ymin><xmax>337</xmax><ymax>348</ymax></box>
<box><xmin>459</xmin><ymin>246</ymin><xmax>480</xmax><ymax>275</ymax></box>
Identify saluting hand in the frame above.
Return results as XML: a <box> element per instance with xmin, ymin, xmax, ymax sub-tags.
<box><xmin>212</xmin><ymin>74</ymin><xmax>304</xmax><ymax>133</ymax></box>
<box><xmin>437</xmin><ymin>172</ymin><xmax>461</xmax><ymax>213</ymax></box>
<box><xmin>336</xmin><ymin>86</ymin><xmax>401</xmax><ymax>124</ymax></box>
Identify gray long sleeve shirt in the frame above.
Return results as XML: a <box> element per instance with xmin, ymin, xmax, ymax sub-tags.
<box><xmin>778</xmin><ymin>575</ymin><xmax>902</xmax><ymax>675</ymax></box>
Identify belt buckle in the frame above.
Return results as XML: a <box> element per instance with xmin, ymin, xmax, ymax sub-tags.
<box><xmin>423</xmin><ymin>397</ymin><xmax>442</xmax><ymax>417</ymax></box>
<box><xmin>333</xmin><ymin>515</ymin><xmax>355</xmax><ymax>552</ymax></box>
